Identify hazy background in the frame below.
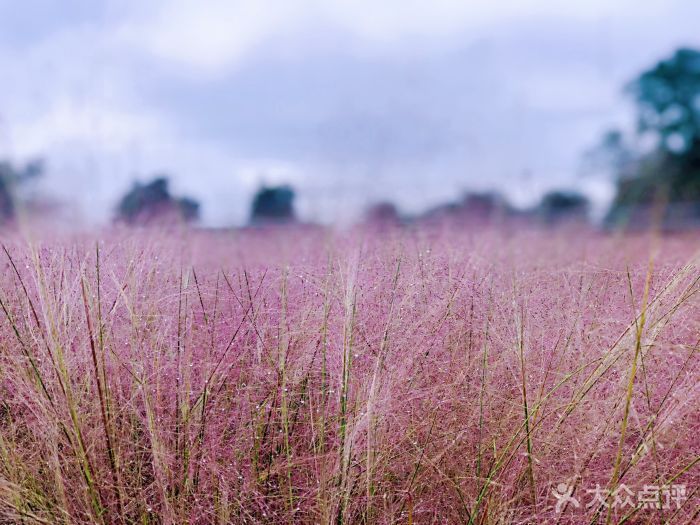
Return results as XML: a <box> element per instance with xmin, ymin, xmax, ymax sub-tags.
<box><xmin>1</xmin><ymin>0</ymin><xmax>699</xmax><ymax>226</ymax></box>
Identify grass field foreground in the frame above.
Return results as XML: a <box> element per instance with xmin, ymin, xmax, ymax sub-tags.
<box><xmin>0</xmin><ymin>226</ymin><xmax>698</xmax><ymax>523</ymax></box>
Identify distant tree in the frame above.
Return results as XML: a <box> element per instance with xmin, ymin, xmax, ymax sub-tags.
<box><xmin>419</xmin><ymin>191</ymin><xmax>509</xmax><ymax>224</ymax></box>
<box><xmin>116</xmin><ymin>176</ymin><xmax>200</xmax><ymax>225</ymax></box>
<box><xmin>460</xmin><ymin>191</ymin><xmax>507</xmax><ymax>219</ymax></box>
<box><xmin>250</xmin><ymin>185</ymin><xmax>295</xmax><ymax>223</ymax></box>
<box><xmin>178</xmin><ymin>197</ymin><xmax>200</xmax><ymax>222</ymax></box>
<box><xmin>536</xmin><ymin>190</ymin><xmax>590</xmax><ymax>224</ymax></box>
<box><xmin>364</xmin><ymin>202</ymin><xmax>400</xmax><ymax>225</ymax></box>
<box><xmin>602</xmin><ymin>48</ymin><xmax>700</xmax><ymax>227</ymax></box>
<box><xmin>583</xmin><ymin>130</ymin><xmax>635</xmax><ymax>177</ymax></box>
<box><xmin>628</xmin><ymin>48</ymin><xmax>700</xmax><ymax>154</ymax></box>
<box><xmin>0</xmin><ymin>158</ymin><xmax>43</xmax><ymax>222</ymax></box>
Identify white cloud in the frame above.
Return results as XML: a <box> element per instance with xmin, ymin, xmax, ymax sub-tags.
<box><xmin>12</xmin><ymin>100</ymin><xmax>165</xmax><ymax>156</ymax></box>
<box><xmin>119</xmin><ymin>0</ymin><xmax>311</xmax><ymax>73</ymax></box>
<box><xmin>118</xmin><ymin>0</ymin><xmax>674</xmax><ymax>73</ymax></box>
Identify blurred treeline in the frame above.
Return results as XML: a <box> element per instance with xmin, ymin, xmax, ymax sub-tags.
<box><xmin>1</xmin><ymin>47</ymin><xmax>699</xmax><ymax>230</ymax></box>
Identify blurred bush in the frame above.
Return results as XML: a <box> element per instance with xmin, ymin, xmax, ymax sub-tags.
<box><xmin>250</xmin><ymin>185</ymin><xmax>296</xmax><ymax>224</ymax></box>
<box><xmin>0</xmin><ymin>158</ymin><xmax>43</xmax><ymax>223</ymax></box>
<box><xmin>116</xmin><ymin>176</ymin><xmax>199</xmax><ymax>225</ymax></box>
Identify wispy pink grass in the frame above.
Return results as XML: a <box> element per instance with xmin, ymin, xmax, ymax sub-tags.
<box><xmin>0</xmin><ymin>226</ymin><xmax>698</xmax><ymax>523</ymax></box>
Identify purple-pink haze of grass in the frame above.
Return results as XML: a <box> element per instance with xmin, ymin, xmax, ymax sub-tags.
<box><xmin>0</xmin><ymin>225</ymin><xmax>698</xmax><ymax>523</ymax></box>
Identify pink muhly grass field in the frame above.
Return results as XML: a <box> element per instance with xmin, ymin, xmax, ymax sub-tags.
<box><xmin>0</xmin><ymin>226</ymin><xmax>698</xmax><ymax>524</ymax></box>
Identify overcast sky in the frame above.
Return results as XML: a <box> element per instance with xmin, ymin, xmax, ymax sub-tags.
<box><xmin>1</xmin><ymin>0</ymin><xmax>699</xmax><ymax>225</ymax></box>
